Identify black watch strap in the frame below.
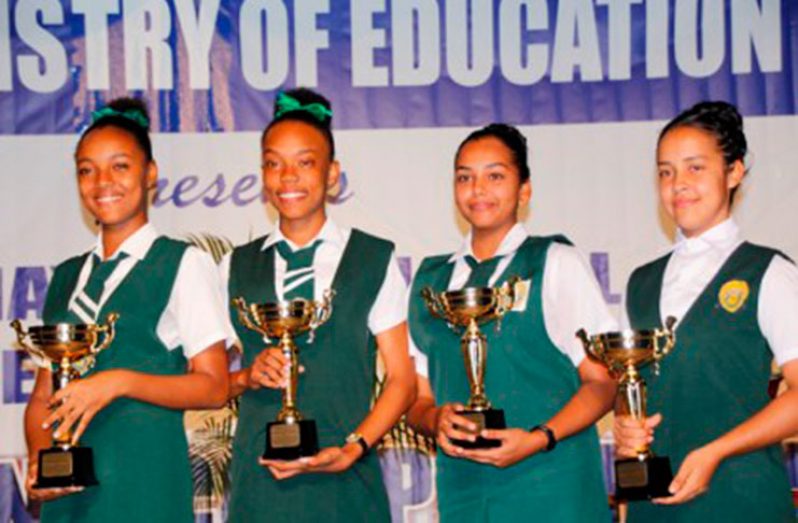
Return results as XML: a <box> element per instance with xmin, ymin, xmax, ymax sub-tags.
<box><xmin>531</xmin><ymin>424</ymin><xmax>557</xmax><ymax>452</ymax></box>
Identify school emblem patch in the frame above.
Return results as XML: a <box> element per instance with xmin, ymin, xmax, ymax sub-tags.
<box><xmin>718</xmin><ymin>280</ymin><xmax>749</xmax><ymax>313</ymax></box>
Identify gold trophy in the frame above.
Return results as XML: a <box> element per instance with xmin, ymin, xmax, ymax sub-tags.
<box><xmin>576</xmin><ymin>317</ymin><xmax>676</xmax><ymax>501</ymax></box>
<box><xmin>421</xmin><ymin>277</ymin><xmax>519</xmax><ymax>448</ymax></box>
<box><xmin>233</xmin><ymin>290</ymin><xmax>334</xmax><ymax>460</ymax></box>
<box><xmin>11</xmin><ymin>313</ymin><xmax>119</xmax><ymax>488</ymax></box>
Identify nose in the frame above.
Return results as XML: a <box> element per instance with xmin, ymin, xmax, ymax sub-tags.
<box><xmin>672</xmin><ymin>169</ymin><xmax>688</xmax><ymax>193</ymax></box>
<box><xmin>473</xmin><ymin>174</ymin><xmax>487</xmax><ymax>195</ymax></box>
<box><xmin>280</xmin><ymin>163</ymin><xmax>299</xmax><ymax>183</ymax></box>
<box><xmin>96</xmin><ymin>165</ymin><xmax>114</xmax><ymax>186</ymax></box>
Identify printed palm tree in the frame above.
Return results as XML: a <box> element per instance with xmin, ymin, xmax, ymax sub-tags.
<box><xmin>184</xmin><ymin>233</ymin><xmax>239</xmax><ymax>514</ymax></box>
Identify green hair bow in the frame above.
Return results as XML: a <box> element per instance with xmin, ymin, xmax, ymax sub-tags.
<box><xmin>274</xmin><ymin>92</ymin><xmax>333</xmax><ymax>123</ymax></box>
<box><xmin>90</xmin><ymin>106</ymin><xmax>150</xmax><ymax>129</ymax></box>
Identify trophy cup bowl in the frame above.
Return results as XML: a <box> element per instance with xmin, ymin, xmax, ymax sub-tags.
<box><xmin>233</xmin><ymin>290</ymin><xmax>334</xmax><ymax>460</ymax></box>
<box><xmin>576</xmin><ymin>317</ymin><xmax>677</xmax><ymax>501</ymax></box>
<box><xmin>11</xmin><ymin>313</ymin><xmax>119</xmax><ymax>488</ymax></box>
<box><xmin>421</xmin><ymin>277</ymin><xmax>519</xmax><ymax>449</ymax></box>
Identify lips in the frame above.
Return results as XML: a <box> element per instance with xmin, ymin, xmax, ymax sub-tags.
<box><xmin>276</xmin><ymin>190</ymin><xmax>307</xmax><ymax>201</ymax></box>
<box><xmin>94</xmin><ymin>193</ymin><xmax>123</xmax><ymax>205</ymax></box>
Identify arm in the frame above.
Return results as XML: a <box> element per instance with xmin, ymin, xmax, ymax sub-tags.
<box><xmin>650</xmin><ymin>360</ymin><xmax>798</xmax><ymax>505</ymax></box>
<box><xmin>262</xmin><ymin>322</ymin><xmax>417</xmax><ymax>478</ymax></box>
<box><xmin>45</xmin><ymin>342</ymin><xmax>229</xmax><ymax>444</ymax></box>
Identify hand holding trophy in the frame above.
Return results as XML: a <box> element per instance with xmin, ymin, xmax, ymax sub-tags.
<box><xmin>11</xmin><ymin>313</ymin><xmax>119</xmax><ymax>488</ymax></box>
<box><xmin>577</xmin><ymin>316</ymin><xmax>676</xmax><ymax>501</ymax></box>
<box><xmin>234</xmin><ymin>290</ymin><xmax>334</xmax><ymax>460</ymax></box>
<box><xmin>421</xmin><ymin>277</ymin><xmax>519</xmax><ymax>448</ymax></box>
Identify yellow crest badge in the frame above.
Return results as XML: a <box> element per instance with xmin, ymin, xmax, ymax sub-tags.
<box><xmin>718</xmin><ymin>280</ymin><xmax>749</xmax><ymax>313</ymax></box>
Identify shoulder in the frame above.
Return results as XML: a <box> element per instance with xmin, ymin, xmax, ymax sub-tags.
<box><xmin>231</xmin><ymin>235</ymin><xmax>269</xmax><ymax>257</ymax></box>
<box><xmin>349</xmin><ymin>228</ymin><xmax>395</xmax><ymax>254</ymax></box>
<box><xmin>630</xmin><ymin>251</ymin><xmax>671</xmax><ymax>282</ymax></box>
<box><xmin>416</xmin><ymin>253</ymin><xmax>454</xmax><ymax>274</ymax></box>
<box><xmin>53</xmin><ymin>252</ymin><xmax>90</xmax><ymax>274</ymax></box>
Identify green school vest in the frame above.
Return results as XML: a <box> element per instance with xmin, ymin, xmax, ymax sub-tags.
<box><xmin>40</xmin><ymin>237</ymin><xmax>194</xmax><ymax>523</ymax></box>
<box><xmin>227</xmin><ymin>229</ymin><xmax>393</xmax><ymax>523</ymax></box>
<box><xmin>408</xmin><ymin>236</ymin><xmax>610</xmax><ymax>522</ymax></box>
<box><xmin>626</xmin><ymin>242</ymin><xmax>794</xmax><ymax>522</ymax></box>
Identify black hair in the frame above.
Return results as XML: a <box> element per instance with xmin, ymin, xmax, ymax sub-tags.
<box><xmin>78</xmin><ymin>97</ymin><xmax>153</xmax><ymax>162</ymax></box>
<box><xmin>659</xmin><ymin>101</ymin><xmax>747</xmax><ymax>202</ymax></box>
<box><xmin>261</xmin><ymin>88</ymin><xmax>335</xmax><ymax>159</ymax></box>
<box><xmin>455</xmin><ymin>123</ymin><xmax>531</xmax><ymax>183</ymax></box>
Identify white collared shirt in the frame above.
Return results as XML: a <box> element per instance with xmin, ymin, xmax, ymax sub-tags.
<box><xmin>219</xmin><ymin>219</ymin><xmax>408</xmax><ymax>338</ymax></box>
<box><xmin>60</xmin><ymin>223</ymin><xmax>230</xmax><ymax>361</ymax></box>
<box><xmin>658</xmin><ymin>218</ymin><xmax>798</xmax><ymax>365</ymax></box>
<box><xmin>410</xmin><ymin>223</ymin><xmax>618</xmax><ymax>376</ymax></box>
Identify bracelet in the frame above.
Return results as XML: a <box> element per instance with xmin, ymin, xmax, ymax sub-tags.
<box><xmin>345</xmin><ymin>432</ymin><xmax>370</xmax><ymax>458</ymax></box>
<box><xmin>530</xmin><ymin>424</ymin><xmax>557</xmax><ymax>452</ymax></box>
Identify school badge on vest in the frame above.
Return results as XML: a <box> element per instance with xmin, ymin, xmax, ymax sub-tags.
<box><xmin>718</xmin><ymin>280</ymin><xmax>749</xmax><ymax>313</ymax></box>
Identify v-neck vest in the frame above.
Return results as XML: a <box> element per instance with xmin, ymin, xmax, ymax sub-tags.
<box><xmin>40</xmin><ymin>237</ymin><xmax>193</xmax><ymax>523</ymax></box>
<box><xmin>408</xmin><ymin>235</ymin><xmax>609</xmax><ymax>522</ymax></box>
<box><xmin>227</xmin><ymin>229</ymin><xmax>393</xmax><ymax>523</ymax></box>
<box><xmin>626</xmin><ymin>242</ymin><xmax>793</xmax><ymax>522</ymax></box>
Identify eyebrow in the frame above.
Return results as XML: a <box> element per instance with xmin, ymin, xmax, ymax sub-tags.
<box><xmin>75</xmin><ymin>152</ymin><xmax>132</xmax><ymax>163</ymax></box>
<box><xmin>455</xmin><ymin>161</ymin><xmax>510</xmax><ymax>170</ymax></box>
<box><xmin>658</xmin><ymin>154</ymin><xmax>707</xmax><ymax>165</ymax></box>
<box><xmin>263</xmin><ymin>147</ymin><xmax>317</xmax><ymax>156</ymax></box>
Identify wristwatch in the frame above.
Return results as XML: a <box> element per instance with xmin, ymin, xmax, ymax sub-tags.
<box><xmin>345</xmin><ymin>432</ymin><xmax>370</xmax><ymax>458</ymax></box>
<box><xmin>530</xmin><ymin>424</ymin><xmax>557</xmax><ymax>452</ymax></box>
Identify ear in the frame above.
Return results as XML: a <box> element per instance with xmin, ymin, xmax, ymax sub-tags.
<box><xmin>146</xmin><ymin>160</ymin><xmax>158</xmax><ymax>190</ymax></box>
<box><xmin>327</xmin><ymin>159</ymin><xmax>341</xmax><ymax>189</ymax></box>
<box><xmin>726</xmin><ymin>159</ymin><xmax>745</xmax><ymax>190</ymax></box>
<box><xmin>519</xmin><ymin>178</ymin><xmax>532</xmax><ymax>208</ymax></box>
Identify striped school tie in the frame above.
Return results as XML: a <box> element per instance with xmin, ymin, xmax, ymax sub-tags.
<box><xmin>68</xmin><ymin>253</ymin><xmax>127</xmax><ymax>323</ymax></box>
<box><xmin>463</xmin><ymin>255</ymin><xmax>503</xmax><ymax>288</ymax></box>
<box><xmin>276</xmin><ymin>240</ymin><xmax>323</xmax><ymax>301</ymax></box>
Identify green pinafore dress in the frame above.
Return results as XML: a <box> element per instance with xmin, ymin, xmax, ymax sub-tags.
<box><xmin>408</xmin><ymin>236</ymin><xmax>609</xmax><ymax>522</ymax></box>
<box><xmin>40</xmin><ymin>237</ymin><xmax>194</xmax><ymax>523</ymax></box>
<box><xmin>626</xmin><ymin>242</ymin><xmax>794</xmax><ymax>522</ymax></box>
<box><xmin>227</xmin><ymin>229</ymin><xmax>393</xmax><ymax>523</ymax></box>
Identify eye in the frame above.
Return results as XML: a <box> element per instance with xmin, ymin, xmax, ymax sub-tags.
<box><xmin>455</xmin><ymin>172</ymin><xmax>471</xmax><ymax>183</ymax></box>
<box><xmin>488</xmin><ymin>171</ymin><xmax>505</xmax><ymax>181</ymax></box>
<box><xmin>112</xmin><ymin>162</ymin><xmax>129</xmax><ymax>172</ymax></box>
<box><xmin>262</xmin><ymin>158</ymin><xmax>280</xmax><ymax>170</ymax></box>
<box><xmin>77</xmin><ymin>165</ymin><xmax>93</xmax><ymax>176</ymax></box>
<box><xmin>688</xmin><ymin>163</ymin><xmax>704</xmax><ymax>173</ymax></box>
<box><xmin>298</xmin><ymin>157</ymin><xmax>315</xmax><ymax>168</ymax></box>
<box><xmin>657</xmin><ymin>168</ymin><xmax>672</xmax><ymax>178</ymax></box>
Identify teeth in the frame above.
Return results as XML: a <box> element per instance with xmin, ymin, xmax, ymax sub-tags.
<box><xmin>96</xmin><ymin>195</ymin><xmax>121</xmax><ymax>203</ymax></box>
<box><xmin>279</xmin><ymin>192</ymin><xmax>305</xmax><ymax>200</ymax></box>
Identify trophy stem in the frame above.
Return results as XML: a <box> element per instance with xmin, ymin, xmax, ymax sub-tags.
<box><xmin>618</xmin><ymin>365</ymin><xmax>650</xmax><ymax>457</ymax></box>
<box><xmin>276</xmin><ymin>332</ymin><xmax>302</xmax><ymax>423</ymax></box>
<box><xmin>462</xmin><ymin>319</ymin><xmax>491</xmax><ymax>411</ymax></box>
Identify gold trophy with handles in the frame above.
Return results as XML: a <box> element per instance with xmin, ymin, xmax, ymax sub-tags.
<box><xmin>576</xmin><ymin>317</ymin><xmax>676</xmax><ymax>501</ymax></box>
<box><xmin>421</xmin><ymin>277</ymin><xmax>519</xmax><ymax>448</ymax></box>
<box><xmin>233</xmin><ymin>290</ymin><xmax>334</xmax><ymax>460</ymax></box>
<box><xmin>11</xmin><ymin>313</ymin><xmax>119</xmax><ymax>488</ymax></box>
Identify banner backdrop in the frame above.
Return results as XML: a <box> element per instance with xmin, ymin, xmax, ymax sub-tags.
<box><xmin>1</xmin><ymin>1</ymin><xmax>798</xmax><ymax>521</ymax></box>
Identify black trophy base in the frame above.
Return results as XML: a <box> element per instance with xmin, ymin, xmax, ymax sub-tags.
<box><xmin>34</xmin><ymin>446</ymin><xmax>98</xmax><ymax>489</ymax></box>
<box><xmin>263</xmin><ymin>420</ymin><xmax>320</xmax><ymax>460</ymax></box>
<box><xmin>615</xmin><ymin>455</ymin><xmax>673</xmax><ymax>501</ymax></box>
<box><xmin>451</xmin><ymin>409</ymin><xmax>506</xmax><ymax>449</ymax></box>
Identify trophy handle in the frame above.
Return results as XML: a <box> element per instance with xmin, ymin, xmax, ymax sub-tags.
<box><xmin>308</xmin><ymin>289</ymin><xmax>335</xmax><ymax>343</ymax></box>
<box><xmin>421</xmin><ymin>287</ymin><xmax>446</xmax><ymax>319</ymax></box>
<box><xmin>233</xmin><ymin>297</ymin><xmax>271</xmax><ymax>342</ymax></box>
<box><xmin>652</xmin><ymin>316</ymin><xmax>677</xmax><ymax>372</ymax></box>
<box><xmin>10</xmin><ymin>319</ymin><xmax>49</xmax><ymax>363</ymax></box>
<box><xmin>91</xmin><ymin>312</ymin><xmax>120</xmax><ymax>355</ymax></box>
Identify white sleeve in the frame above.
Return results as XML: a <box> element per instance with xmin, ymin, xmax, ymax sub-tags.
<box><xmin>159</xmin><ymin>247</ymin><xmax>235</xmax><ymax>359</ymax></box>
<box><xmin>367</xmin><ymin>254</ymin><xmax>408</xmax><ymax>335</ymax></box>
<box><xmin>541</xmin><ymin>243</ymin><xmax>619</xmax><ymax>367</ymax></box>
<box><xmin>758</xmin><ymin>255</ymin><xmax>798</xmax><ymax>366</ymax></box>
<box><xmin>218</xmin><ymin>251</ymin><xmax>240</xmax><ymax>348</ymax></box>
<box><xmin>405</xmin><ymin>283</ymin><xmax>430</xmax><ymax>377</ymax></box>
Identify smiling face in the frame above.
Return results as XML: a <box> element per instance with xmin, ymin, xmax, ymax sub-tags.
<box><xmin>657</xmin><ymin>126</ymin><xmax>744</xmax><ymax>238</ymax></box>
<box><xmin>454</xmin><ymin>136</ymin><xmax>531</xmax><ymax>236</ymax></box>
<box><xmin>261</xmin><ymin>120</ymin><xmax>339</xmax><ymax>233</ymax></box>
<box><xmin>75</xmin><ymin>126</ymin><xmax>156</xmax><ymax>238</ymax></box>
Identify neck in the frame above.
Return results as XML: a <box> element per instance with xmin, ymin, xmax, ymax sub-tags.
<box><xmin>470</xmin><ymin>222</ymin><xmax>516</xmax><ymax>260</ymax></box>
<box><xmin>279</xmin><ymin>212</ymin><xmax>327</xmax><ymax>247</ymax></box>
<box><xmin>101</xmin><ymin>216</ymin><xmax>147</xmax><ymax>260</ymax></box>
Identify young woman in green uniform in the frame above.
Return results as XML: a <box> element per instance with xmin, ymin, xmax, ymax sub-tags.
<box><xmin>221</xmin><ymin>88</ymin><xmax>416</xmax><ymax>523</ymax></box>
<box><xmin>406</xmin><ymin>124</ymin><xmax>617</xmax><ymax>521</ymax></box>
<box><xmin>23</xmin><ymin>98</ymin><xmax>230</xmax><ymax>522</ymax></box>
<box><xmin>616</xmin><ymin>101</ymin><xmax>798</xmax><ymax>522</ymax></box>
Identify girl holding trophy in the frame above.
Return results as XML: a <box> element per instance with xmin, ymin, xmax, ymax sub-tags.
<box><xmin>616</xmin><ymin>101</ymin><xmax>798</xmax><ymax>521</ymax></box>
<box><xmin>23</xmin><ymin>98</ymin><xmax>231</xmax><ymax>521</ymax></box>
<box><xmin>406</xmin><ymin>123</ymin><xmax>618</xmax><ymax>521</ymax></box>
<box><xmin>221</xmin><ymin>88</ymin><xmax>416</xmax><ymax>522</ymax></box>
